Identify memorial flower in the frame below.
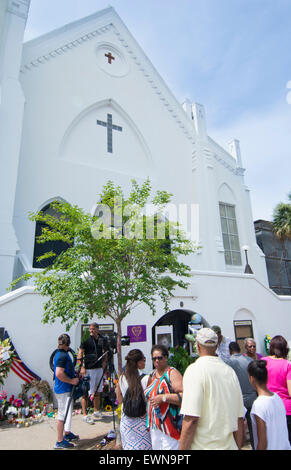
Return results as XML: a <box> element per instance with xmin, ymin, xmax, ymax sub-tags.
<box><xmin>0</xmin><ymin>338</ymin><xmax>15</xmax><ymax>386</ymax></box>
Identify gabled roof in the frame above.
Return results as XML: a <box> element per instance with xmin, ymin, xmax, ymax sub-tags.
<box><xmin>21</xmin><ymin>6</ymin><xmax>196</xmax><ymax>144</ymax></box>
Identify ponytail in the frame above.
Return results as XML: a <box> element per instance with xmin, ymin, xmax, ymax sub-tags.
<box><xmin>124</xmin><ymin>349</ymin><xmax>144</xmax><ymax>399</ymax></box>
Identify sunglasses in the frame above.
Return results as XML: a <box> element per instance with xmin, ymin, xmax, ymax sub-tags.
<box><xmin>152</xmin><ymin>356</ymin><xmax>164</xmax><ymax>361</ymax></box>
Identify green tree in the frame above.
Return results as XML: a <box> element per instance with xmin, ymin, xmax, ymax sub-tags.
<box><xmin>167</xmin><ymin>346</ymin><xmax>197</xmax><ymax>375</ymax></box>
<box><xmin>10</xmin><ymin>179</ymin><xmax>195</xmax><ymax>374</ymax></box>
<box><xmin>272</xmin><ymin>192</ymin><xmax>291</xmax><ymax>240</ymax></box>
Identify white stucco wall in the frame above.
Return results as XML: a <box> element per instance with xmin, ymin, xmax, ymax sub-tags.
<box><xmin>1</xmin><ymin>274</ymin><xmax>290</xmax><ymax>398</ymax></box>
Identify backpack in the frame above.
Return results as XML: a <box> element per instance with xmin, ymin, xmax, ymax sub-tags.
<box><xmin>122</xmin><ymin>374</ymin><xmax>146</xmax><ymax>418</ymax></box>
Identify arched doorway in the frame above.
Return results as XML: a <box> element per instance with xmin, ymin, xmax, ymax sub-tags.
<box><xmin>152</xmin><ymin>310</ymin><xmax>209</xmax><ymax>349</ymax></box>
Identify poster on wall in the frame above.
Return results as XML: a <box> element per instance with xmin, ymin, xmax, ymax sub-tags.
<box><xmin>155</xmin><ymin>325</ymin><xmax>173</xmax><ymax>349</ymax></box>
<box><xmin>127</xmin><ymin>325</ymin><xmax>147</xmax><ymax>343</ymax></box>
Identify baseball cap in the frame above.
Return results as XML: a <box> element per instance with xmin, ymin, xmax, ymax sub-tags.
<box><xmin>196</xmin><ymin>328</ymin><xmax>218</xmax><ymax>346</ymax></box>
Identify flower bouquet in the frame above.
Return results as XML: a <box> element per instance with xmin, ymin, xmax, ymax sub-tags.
<box><xmin>0</xmin><ymin>338</ymin><xmax>15</xmax><ymax>386</ymax></box>
<box><xmin>0</xmin><ymin>391</ymin><xmax>8</xmax><ymax>420</ymax></box>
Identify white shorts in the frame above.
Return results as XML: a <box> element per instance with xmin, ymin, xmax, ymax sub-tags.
<box><xmin>86</xmin><ymin>368</ymin><xmax>104</xmax><ymax>395</ymax></box>
<box><xmin>55</xmin><ymin>392</ymin><xmax>72</xmax><ymax>432</ymax></box>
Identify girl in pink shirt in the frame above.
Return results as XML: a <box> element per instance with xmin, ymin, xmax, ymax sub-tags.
<box><xmin>262</xmin><ymin>335</ymin><xmax>291</xmax><ymax>444</ymax></box>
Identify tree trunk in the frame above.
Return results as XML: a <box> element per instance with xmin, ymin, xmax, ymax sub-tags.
<box><xmin>116</xmin><ymin>318</ymin><xmax>123</xmax><ymax>376</ymax></box>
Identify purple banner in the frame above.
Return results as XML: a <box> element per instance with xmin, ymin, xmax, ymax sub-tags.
<box><xmin>127</xmin><ymin>325</ymin><xmax>147</xmax><ymax>343</ymax></box>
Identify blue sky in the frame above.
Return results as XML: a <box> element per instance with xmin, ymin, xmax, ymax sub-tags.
<box><xmin>24</xmin><ymin>0</ymin><xmax>291</xmax><ymax>221</ymax></box>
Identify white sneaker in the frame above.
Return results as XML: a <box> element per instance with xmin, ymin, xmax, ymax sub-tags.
<box><xmin>93</xmin><ymin>411</ymin><xmax>102</xmax><ymax>418</ymax></box>
<box><xmin>82</xmin><ymin>415</ymin><xmax>94</xmax><ymax>424</ymax></box>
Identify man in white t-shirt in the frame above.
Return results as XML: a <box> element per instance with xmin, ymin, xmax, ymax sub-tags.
<box><xmin>179</xmin><ymin>328</ymin><xmax>245</xmax><ymax>450</ymax></box>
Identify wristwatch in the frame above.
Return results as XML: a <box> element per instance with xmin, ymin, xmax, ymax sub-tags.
<box><xmin>162</xmin><ymin>395</ymin><xmax>167</xmax><ymax>403</ymax></box>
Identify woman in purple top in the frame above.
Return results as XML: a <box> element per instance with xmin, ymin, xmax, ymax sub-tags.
<box><xmin>262</xmin><ymin>335</ymin><xmax>291</xmax><ymax>444</ymax></box>
<box><xmin>244</xmin><ymin>338</ymin><xmax>263</xmax><ymax>360</ymax></box>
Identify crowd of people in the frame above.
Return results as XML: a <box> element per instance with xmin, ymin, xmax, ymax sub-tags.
<box><xmin>52</xmin><ymin>322</ymin><xmax>291</xmax><ymax>451</ymax></box>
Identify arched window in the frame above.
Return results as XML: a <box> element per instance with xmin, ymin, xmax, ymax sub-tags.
<box><xmin>32</xmin><ymin>203</ymin><xmax>70</xmax><ymax>269</ymax></box>
<box><xmin>219</xmin><ymin>202</ymin><xmax>242</xmax><ymax>266</ymax></box>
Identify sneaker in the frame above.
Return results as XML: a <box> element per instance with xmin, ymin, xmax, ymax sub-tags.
<box><xmin>64</xmin><ymin>432</ymin><xmax>79</xmax><ymax>441</ymax></box>
<box><xmin>107</xmin><ymin>430</ymin><xmax>116</xmax><ymax>440</ymax></box>
<box><xmin>54</xmin><ymin>439</ymin><xmax>75</xmax><ymax>449</ymax></box>
<box><xmin>82</xmin><ymin>415</ymin><xmax>94</xmax><ymax>424</ymax></box>
<box><xmin>93</xmin><ymin>411</ymin><xmax>102</xmax><ymax>418</ymax></box>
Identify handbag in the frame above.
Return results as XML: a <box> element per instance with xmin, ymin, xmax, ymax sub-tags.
<box><xmin>163</xmin><ymin>373</ymin><xmax>183</xmax><ymax>433</ymax></box>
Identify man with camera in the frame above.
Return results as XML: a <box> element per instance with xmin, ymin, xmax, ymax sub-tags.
<box><xmin>77</xmin><ymin>323</ymin><xmax>108</xmax><ymax>421</ymax></box>
<box><xmin>54</xmin><ymin>334</ymin><xmax>79</xmax><ymax>449</ymax></box>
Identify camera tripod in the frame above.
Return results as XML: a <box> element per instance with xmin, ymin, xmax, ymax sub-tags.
<box><xmin>63</xmin><ymin>349</ymin><xmax>119</xmax><ymax>433</ymax></box>
<box><xmin>97</xmin><ymin>350</ymin><xmax>119</xmax><ymax>433</ymax></box>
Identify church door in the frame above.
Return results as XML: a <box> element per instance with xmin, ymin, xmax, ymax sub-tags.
<box><xmin>152</xmin><ymin>310</ymin><xmax>193</xmax><ymax>348</ymax></box>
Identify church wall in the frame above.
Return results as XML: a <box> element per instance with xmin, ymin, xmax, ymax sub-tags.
<box><xmin>1</xmin><ymin>273</ymin><xmax>290</xmax><ymax>398</ymax></box>
<box><xmin>13</xmin><ymin>18</ymin><xmax>195</xmax><ymax>273</ymax></box>
<box><xmin>213</xmin><ymin>157</ymin><xmax>268</xmax><ymax>284</ymax></box>
<box><xmin>0</xmin><ymin>1</ymin><xmax>8</xmax><ymax>57</ymax></box>
<box><xmin>191</xmin><ymin>133</ymin><xmax>269</xmax><ymax>285</ymax></box>
<box><xmin>0</xmin><ymin>1</ymin><xmax>30</xmax><ymax>295</ymax></box>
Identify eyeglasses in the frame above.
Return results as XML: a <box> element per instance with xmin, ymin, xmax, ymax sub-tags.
<box><xmin>152</xmin><ymin>356</ymin><xmax>164</xmax><ymax>361</ymax></box>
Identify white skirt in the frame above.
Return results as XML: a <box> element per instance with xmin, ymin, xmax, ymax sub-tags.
<box><xmin>150</xmin><ymin>428</ymin><xmax>179</xmax><ymax>450</ymax></box>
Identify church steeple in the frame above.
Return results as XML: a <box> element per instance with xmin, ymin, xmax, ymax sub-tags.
<box><xmin>0</xmin><ymin>0</ymin><xmax>31</xmax><ymax>295</ymax></box>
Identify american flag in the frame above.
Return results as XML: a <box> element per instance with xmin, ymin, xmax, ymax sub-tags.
<box><xmin>3</xmin><ymin>330</ymin><xmax>41</xmax><ymax>383</ymax></box>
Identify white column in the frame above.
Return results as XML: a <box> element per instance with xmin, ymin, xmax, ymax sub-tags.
<box><xmin>228</xmin><ymin>138</ymin><xmax>244</xmax><ymax>171</ymax></box>
<box><xmin>0</xmin><ymin>1</ymin><xmax>31</xmax><ymax>295</ymax></box>
<box><xmin>191</xmin><ymin>102</ymin><xmax>223</xmax><ymax>271</ymax></box>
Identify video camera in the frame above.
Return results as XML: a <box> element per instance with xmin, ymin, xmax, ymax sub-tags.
<box><xmin>104</xmin><ymin>332</ymin><xmax>130</xmax><ymax>354</ymax></box>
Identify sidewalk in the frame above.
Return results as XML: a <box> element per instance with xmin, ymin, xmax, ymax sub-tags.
<box><xmin>0</xmin><ymin>412</ymin><xmax>252</xmax><ymax>451</ymax></box>
<box><xmin>0</xmin><ymin>411</ymin><xmax>115</xmax><ymax>450</ymax></box>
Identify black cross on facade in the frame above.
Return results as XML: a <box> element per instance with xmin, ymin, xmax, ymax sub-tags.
<box><xmin>96</xmin><ymin>114</ymin><xmax>122</xmax><ymax>153</ymax></box>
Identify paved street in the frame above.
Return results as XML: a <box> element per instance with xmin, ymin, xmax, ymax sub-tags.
<box><xmin>0</xmin><ymin>412</ymin><xmax>114</xmax><ymax>450</ymax></box>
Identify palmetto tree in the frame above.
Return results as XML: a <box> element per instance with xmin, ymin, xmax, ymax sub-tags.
<box><xmin>272</xmin><ymin>192</ymin><xmax>291</xmax><ymax>240</ymax></box>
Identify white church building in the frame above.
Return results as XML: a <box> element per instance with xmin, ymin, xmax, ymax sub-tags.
<box><xmin>1</xmin><ymin>1</ymin><xmax>290</xmax><ymax>396</ymax></box>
